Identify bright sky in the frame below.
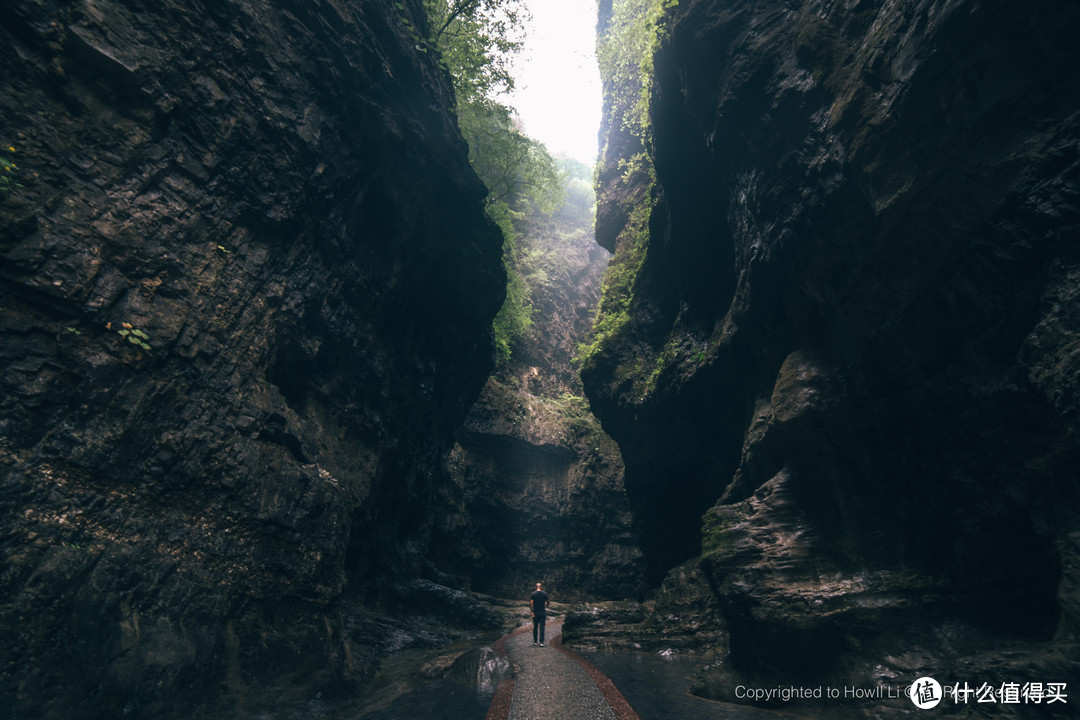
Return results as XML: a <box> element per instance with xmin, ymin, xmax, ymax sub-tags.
<box><xmin>508</xmin><ymin>0</ymin><xmax>601</xmax><ymax>164</ymax></box>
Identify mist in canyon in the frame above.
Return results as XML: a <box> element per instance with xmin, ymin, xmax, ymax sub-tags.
<box><xmin>1</xmin><ymin>0</ymin><xmax>1078</xmax><ymax>718</ymax></box>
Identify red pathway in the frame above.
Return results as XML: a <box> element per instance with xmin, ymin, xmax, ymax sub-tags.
<box><xmin>486</xmin><ymin>621</ymin><xmax>640</xmax><ymax>720</ymax></box>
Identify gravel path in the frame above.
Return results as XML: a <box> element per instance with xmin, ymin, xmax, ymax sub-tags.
<box><xmin>493</xmin><ymin>621</ymin><xmax>631</xmax><ymax>720</ymax></box>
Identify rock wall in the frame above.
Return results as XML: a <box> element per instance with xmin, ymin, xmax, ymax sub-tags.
<box><xmin>434</xmin><ymin>211</ymin><xmax>646</xmax><ymax>601</ymax></box>
<box><xmin>0</xmin><ymin>1</ymin><xmax>504</xmax><ymax>717</ymax></box>
<box><xmin>584</xmin><ymin>0</ymin><xmax>1080</xmax><ymax>710</ymax></box>
<box><xmin>439</xmin><ymin>385</ymin><xmax>643</xmax><ymax>601</ymax></box>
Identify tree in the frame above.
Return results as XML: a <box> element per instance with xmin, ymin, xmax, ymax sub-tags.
<box><xmin>457</xmin><ymin>102</ymin><xmax>561</xmax><ymax>211</ymax></box>
<box><xmin>424</xmin><ymin>0</ymin><xmax>565</xmax><ymax>363</ymax></box>
<box><xmin>423</xmin><ymin>0</ymin><xmax>527</xmax><ymax>104</ymax></box>
<box><xmin>555</xmin><ymin>156</ymin><xmax>596</xmax><ymax>223</ymax></box>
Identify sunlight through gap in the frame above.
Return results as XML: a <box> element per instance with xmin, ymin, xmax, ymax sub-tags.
<box><xmin>509</xmin><ymin>0</ymin><xmax>602</xmax><ymax>164</ymax></box>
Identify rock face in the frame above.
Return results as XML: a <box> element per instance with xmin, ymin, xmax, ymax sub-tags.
<box><xmin>0</xmin><ymin>1</ymin><xmax>504</xmax><ymax>717</ymax></box>
<box><xmin>584</xmin><ymin>0</ymin><xmax>1080</xmax><ymax>711</ymax></box>
<box><xmin>434</xmin><ymin>211</ymin><xmax>646</xmax><ymax>601</ymax></box>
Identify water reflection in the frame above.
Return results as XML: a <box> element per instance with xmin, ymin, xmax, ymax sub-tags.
<box><xmin>351</xmin><ymin>638</ymin><xmax>796</xmax><ymax>720</ymax></box>
<box><xmin>580</xmin><ymin>649</ymin><xmax>806</xmax><ymax>720</ymax></box>
<box><xmin>475</xmin><ymin>647</ymin><xmax>511</xmax><ymax>697</ymax></box>
<box><xmin>356</xmin><ymin>646</ymin><xmax>510</xmax><ymax>720</ymax></box>
<box><xmin>355</xmin><ymin>677</ymin><xmax>491</xmax><ymax>720</ymax></box>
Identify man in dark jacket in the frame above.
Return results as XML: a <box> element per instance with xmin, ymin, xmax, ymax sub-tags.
<box><xmin>530</xmin><ymin>582</ymin><xmax>549</xmax><ymax>646</ymax></box>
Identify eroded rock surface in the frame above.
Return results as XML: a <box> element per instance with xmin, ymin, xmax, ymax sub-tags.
<box><xmin>434</xmin><ymin>214</ymin><xmax>646</xmax><ymax>601</ymax></box>
<box><xmin>584</xmin><ymin>0</ymin><xmax>1080</xmax><ymax>712</ymax></box>
<box><xmin>0</xmin><ymin>1</ymin><xmax>504</xmax><ymax>717</ymax></box>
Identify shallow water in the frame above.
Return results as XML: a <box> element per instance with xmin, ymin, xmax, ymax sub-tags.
<box><xmin>354</xmin><ymin>676</ymin><xmax>492</xmax><ymax>720</ymax></box>
<box><xmin>579</xmin><ymin>649</ymin><xmax>805</xmax><ymax>720</ymax></box>
<box><xmin>348</xmin><ymin>628</ymin><xmax>797</xmax><ymax>720</ymax></box>
<box><xmin>353</xmin><ymin>644</ymin><xmax>507</xmax><ymax>720</ymax></box>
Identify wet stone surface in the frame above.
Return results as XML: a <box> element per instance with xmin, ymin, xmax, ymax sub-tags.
<box><xmin>504</xmin><ymin>621</ymin><xmax>617</xmax><ymax>720</ymax></box>
<box><xmin>579</xmin><ymin>650</ymin><xmax>812</xmax><ymax>720</ymax></box>
<box><xmin>354</xmin><ymin>677</ymin><xmax>492</xmax><ymax>720</ymax></box>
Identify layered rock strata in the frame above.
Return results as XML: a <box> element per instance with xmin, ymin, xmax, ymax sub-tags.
<box><xmin>584</xmin><ymin>0</ymin><xmax>1080</xmax><ymax>711</ymax></box>
<box><xmin>0</xmin><ymin>1</ymin><xmax>504</xmax><ymax>717</ymax></box>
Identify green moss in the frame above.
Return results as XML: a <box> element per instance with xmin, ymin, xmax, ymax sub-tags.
<box><xmin>552</xmin><ymin>393</ymin><xmax>613</xmax><ymax>449</ymax></box>
<box><xmin>576</xmin><ymin>189</ymin><xmax>654</xmax><ymax>371</ymax></box>
<box><xmin>579</xmin><ymin>0</ymin><xmax>681</xmax><ymax>386</ymax></box>
<box><xmin>700</xmin><ymin>505</ymin><xmax>733</xmax><ymax>556</ymax></box>
<box><xmin>488</xmin><ymin>201</ymin><xmax>534</xmax><ymax>365</ymax></box>
<box><xmin>597</xmin><ymin>0</ymin><xmax>679</xmax><ymax>146</ymax></box>
<box><xmin>578</xmin><ymin>197</ymin><xmax>692</xmax><ymax>404</ymax></box>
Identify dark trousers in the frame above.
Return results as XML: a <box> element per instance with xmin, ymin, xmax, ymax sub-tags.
<box><xmin>533</xmin><ymin>614</ymin><xmax>546</xmax><ymax>643</ymax></box>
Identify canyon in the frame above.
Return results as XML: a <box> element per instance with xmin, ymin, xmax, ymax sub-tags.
<box><xmin>1</xmin><ymin>0</ymin><xmax>1079</xmax><ymax>718</ymax></box>
<box><xmin>1</xmin><ymin>1</ymin><xmax>508</xmax><ymax>716</ymax></box>
<box><xmin>433</xmin><ymin>185</ymin><xmax>645</xmax><ymax>602</ymax></box>
<box><xmin>576</xmin><ymin>0</ymin><xmax>1080</xmax><ymax>713</ymax></box>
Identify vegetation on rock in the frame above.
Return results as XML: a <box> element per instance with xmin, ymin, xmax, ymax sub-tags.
<box><xmin>0</xmin><ymin>0</ymin><xmax>507</xmax><ymax>716</ymax></box>
<box><xmin>424</xmin><ymin>0</ymin><xmax>566</xmax><ymax>363</ymax></box>
<box><xmin>411</xmin><ymin>25</ymin><xmax>645</xmax><ymax>593</ymax></box>
<box><xmin>596</xmin><ymin>0</ymin><xmax>677</xmax><ymax>152</ymax></box>
<box><xmin>432</xmin><ymin>155</ymin><xmax>645</xmax><ymax>599</ymax></box>
<box><xmin>0</xmin><ymin>146</ymin><xmax>19</xmax><ymax>196</ymax></box>
<box><xmin>579</xmin><ymin>0</ymin><xmax>676</xmax><ymax>390</ymax></box>
<box><xmin>584</xmin><ymin>0</ymin><xmax>1080</xmax><ymax>713</ymax></box>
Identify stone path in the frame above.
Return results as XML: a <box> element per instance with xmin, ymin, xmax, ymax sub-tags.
<box><xmin>487</xmin><ymin>620</ymin><xmax>639</xmax><ymax>720</ymax></box>
<box><xmin>486</xmin><ymin>620</ymin><xmax>810</xmax><ymax>720</ymax></box>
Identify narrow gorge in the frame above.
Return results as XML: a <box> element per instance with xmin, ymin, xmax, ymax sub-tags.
<box><xmin>575</xmin><ymin>0</ymin><xmax>1080</xmax><ymax>713</ymax></box>
<box><xmin>2</xmin><ymin>1</ymin><xmax>509</xmax><ymax>716</ymax></box>
<box><xmin>1</xmin><ymin>0</ymin><xmax>1078</xmax><ymax>719</ymax></box>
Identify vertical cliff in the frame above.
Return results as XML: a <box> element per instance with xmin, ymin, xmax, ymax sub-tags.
<box><xmin>0</xmin><ymin>0</ymin><xmax>504</xmax><ymax>717</ymax></box>
<box><xmin>434</xmin><ymin>194</ymin><xmax>645</xmax><ymax>601</ymax></box>
<box><xmin>585</xmin><ymin>0</ymin><xmax>1080</xmax><ymax>709</ymax></box>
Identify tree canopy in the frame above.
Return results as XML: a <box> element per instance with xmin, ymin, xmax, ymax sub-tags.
<box><xmin>423</xmin><ymin>0</ymin><xmax>567</xmax><ymax>363</ymax></box>
<box><xmin>423</xmin><ymin>0</ymin><xmax>527</xmax><ymax>104</ymax></box>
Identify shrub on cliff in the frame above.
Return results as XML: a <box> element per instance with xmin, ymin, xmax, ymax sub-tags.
<box><xmin>423</xmin><ymin>0</ymin><xmax>527</xmax><ymax>104</ymax></box>
<box><xmin>424</xmin><ymin>0</ymin><xmax>564</xmax><ymax>363</ymax></box>
<box><xmin>0</xmin><ymin>146</ymin><xmax>20</xmax><ymax>196</ymax></box>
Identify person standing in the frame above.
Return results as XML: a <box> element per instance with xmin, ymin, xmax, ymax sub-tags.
<box><xmin>530</xmin><ymin>582</ymin><xmax>549</xmax><ymax>646</ymax></box>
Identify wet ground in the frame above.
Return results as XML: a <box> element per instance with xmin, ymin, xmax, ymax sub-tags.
<box><xmin>352</xmin><ymin>641</ymin><xmax>506</xmax><ymax>720</ymax></box>
<box><xmin>579</xmin><ymin>649</ymin><xmax>808</xmax><ymax>720</ymax></box>
<box><xmin>352</xmin><ymin>618</ymin><xmax>805</xmax><ymax>720</ymax></box>
<box><xmin>354</xmin><ymin>676</ymin><xmax>492</xmax><ymax>720</ymax></box>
